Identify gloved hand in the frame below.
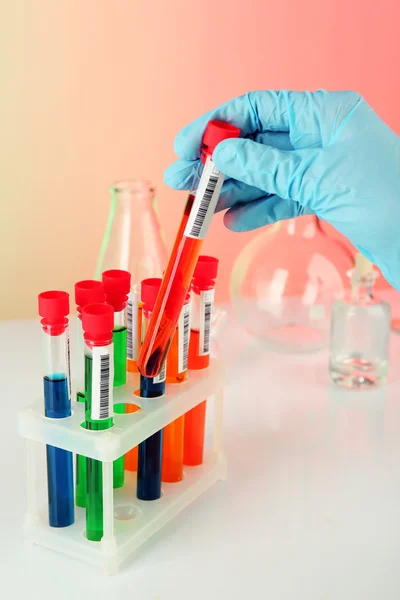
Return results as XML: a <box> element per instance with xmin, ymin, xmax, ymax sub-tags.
<box><xmin>165</xmin><ymin>90</ymin><xmax>400</xmax><ymax>290</ymax></box>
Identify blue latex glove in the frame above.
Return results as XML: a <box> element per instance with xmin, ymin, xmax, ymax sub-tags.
<box><xmin>165</xmin><ymin>90</ymin><xmax>400</xmax><ymax>290</ymax></box>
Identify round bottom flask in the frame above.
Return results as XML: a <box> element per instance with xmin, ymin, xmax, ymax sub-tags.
<box><xmin>230</xmin><ymin>216</ymin><xmax>354</xmax><ymax>353</ymax></box>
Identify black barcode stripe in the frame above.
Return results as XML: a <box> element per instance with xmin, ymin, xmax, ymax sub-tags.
<box><xmin>154</xmin><ymin>360</ymin><xmax>166</xmax><ymax>384</ymax></box>
<box><xmin>182</xmin><ymin>310</ymin><xmax>190</xmax><ymax>371</ymax></box>
<box><xmin>127</xmin><ymin>298</ymin><xmax>133</xmax><ymax>359</ymax></box>
<box><xmin>99</xmin><ymin>354</ymin><xmax>110</xmax><ymax>419</ymax></box>
<box><xmin>203</xmin><ymin>302</ymin><xmax>212</xmax><ymax>353</ymax></box>
<box><xmin>160</xmin><ymin>361</ymin><xmax>166</xmax><ymax>380</ymax></box>
<box><xmin>189</xmin><ymin>175</ymin><xmax>218</xmax><ymax>237</ymax></box>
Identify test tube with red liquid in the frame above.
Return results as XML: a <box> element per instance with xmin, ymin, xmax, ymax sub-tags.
<box><xmin>137</xmin><ymin>120</ymin><xmax>240</xmax><ymax>378</ymax></box>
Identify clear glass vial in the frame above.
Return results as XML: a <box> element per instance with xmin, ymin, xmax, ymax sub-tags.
<box><xmin>329</xmin><ymin>253</ymin><xmax>391</xmax><ymax>389</ymax></box>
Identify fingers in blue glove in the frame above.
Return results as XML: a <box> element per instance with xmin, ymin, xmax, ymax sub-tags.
<box><xmin>164</xmin><ymin>165</ymin><xmax>267</xmax><ymax>213</ymax></box>
<box><xmin>172</xmin><ymin>89</ymin><xmax>332</xmax><ymax>162</ymax></box>
<box><xmin>164</xmin><ymin>131</ymin><xmax>294</xmax><ymax>191</ymax></box>
<box><xmin>164</xmin><ymin>159</ymin><xmax>196</xmax><ymax>190</ymax></box>
<box><xmin>216</xmin><ymin>179</ymin><xmax>266</xmax><ymax>212</ymax></box>
<box><xmin>224</xmin><ymin>195</ymin><xmax>313</xmax><ymax>232</ymax></box>
<box><xmin>213</xmin><ymin>138</ymin><xmax>319</xmax><ymax>205</ymax></box>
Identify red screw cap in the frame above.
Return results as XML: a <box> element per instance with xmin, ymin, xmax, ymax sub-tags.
<box><xmin>82</xmin><ymin>303</ymin><xmax>114</xmax><ymax>343</ymax></box>
<box><xmin>141</xmin><ymin>278</ymin><xmax>162</xmax><ymax>313</ymax></box>
<box><xmin>75</xmin><ymin>280</ymin><xmax>105</xmax><ymax>312</ymax></box>
<box><xmin>193</xmin><ymin>255</ymin><xmax>219</xmax><ymax>285</ymax></box>
<box><xmin>38</xmin><ymin>290</ymin><xmax>70</xmax><ymax>335</ymax></box>
<box><xmin>102</xmin><ymin>269</ymin><xmax>131</xmax><ymax>312</ymax></box>
<box><xmin>201</xmin><ymin>120</ymin><xmax>240</xmax><ymax>159</ymax></box>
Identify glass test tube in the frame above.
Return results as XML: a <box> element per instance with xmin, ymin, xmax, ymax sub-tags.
<box><xmin>137</xmin><ymin>121</ymin><xmax>240</xmax><ymax>378</ymax></box>
<box><xmin>125</xmin><ymin>293</ymin><xmax>142</xmax><ymax>472</ymax></box>
<box><xmin>102</xmin><ymin>269</ymin><xmax>131</xmax><ymax>489</ymax></box>
<box><xmin>162</xmin><ymin>293</ymin><xmax>192</xmax><ymax>482</ymax></box>
<box><xmin>124</xmin><ymin>404</ymin><xmax>140</xmax><ymax>472</ymax></box>
<box><xmin>127</xmin><ymin>284</ymin><xmax>143</xmax><ymax>373</ymax></box>
<box><xmin>38</xmin><ymin>291</ymin><xmax>74</xmax><ymax>528</ymax></box>
<box><xmin>82</xmin><ymin>303</ymin><xmax>115</xmax><ymax>542</ymax></box>
<box><xmin>137</xmin><ymin>279</ymin><xmax>165</xmax><ymax>501</ymax></box>
<box><xmin>184</xmin><ymin>256</ymin><xmax>219</xmax><ymax>466</ymax></box>
<box><xmin>126</xmin><ymin>289</ymin><xmax>143</xmax><ymax>471</ymax></box>
<box><xmin>74</xmin><ymin>280</ymin><xmax>105</xmax><ymax>508</ymax></box>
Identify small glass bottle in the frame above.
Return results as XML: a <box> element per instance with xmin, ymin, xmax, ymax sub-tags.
<box><xmin>95</xmin><ymin>180</ymin><xmax>168</xmax><ymax>372</ymax></box>
<box><xmin>329</xmin><ymin>253</ymin><xmax>391</xmax><ymax>389</ymax></box>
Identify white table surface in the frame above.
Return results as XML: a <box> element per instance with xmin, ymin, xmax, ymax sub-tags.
<box><xmin>2</xmin><ymin>293</ymin><xmax>400</xmax><ymax>600</ymax></box>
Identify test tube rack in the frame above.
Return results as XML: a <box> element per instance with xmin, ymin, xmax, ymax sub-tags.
<box><xmin>18</xmin><ymin>360</ymin><xmax>226</xmax><ymax>575</ymax></box>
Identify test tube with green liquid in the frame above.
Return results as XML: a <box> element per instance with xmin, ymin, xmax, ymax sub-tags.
<box><xmin>82</xmin><ymin>303</ymin><xmax>114</xmax><ymax>542</ymax></box>
<box><xmin>102</xmin><ymin>269</ymin><xmax>131</xmax><ymax>488</ymax></box>
<box><xmin>74</xmin><ymin>280</ymin><xmax>105</xmax><ymax>508</ymax></box>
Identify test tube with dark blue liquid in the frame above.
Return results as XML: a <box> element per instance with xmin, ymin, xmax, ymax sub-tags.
<box><xmin>39</xmin><ymin>291</ymin><xmax>74</xmax><ymax>527</ymax></box>
<box><xmin>137</xmin><ymin>279</ymin><xmax>165</xmax><ymax>501</ymax></box>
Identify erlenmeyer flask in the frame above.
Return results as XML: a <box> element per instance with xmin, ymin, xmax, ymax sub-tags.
<box><xmin>230</xmin><ymin>215</ymin><xmax>354</xmax><ymax>353</ymax></box>
<box><xmin>96</xmin><ymin>180</ymin><xmax>168</xmax><ymax>370</ymax></box>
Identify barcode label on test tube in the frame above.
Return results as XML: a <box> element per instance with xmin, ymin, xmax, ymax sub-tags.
<box><xmin>184</xmin><ymin>158</ymin><xmax>224</xmax><ymax>240</ymax></box>
<box><xmin>178</xmin><ymin>302</ymin><xmax>192</xmax><ymax>373</ymax></box>
<box><xmin>127</xmin><ymin>291</ymin><xmax>139</xmax><ymax>360</ymax></box>
<box><xmin>91</xmin><ymin>346</ymin><xmax>114</xmax><ymax>420</ymax></box>
<box><xmin>153</xmin><ymin>359</ymin><xmax>166</xmax><ymax>384</ymax></box>
<box><xmin>199</xmin><ymin>289</ymin><xmax>214</xmax><ymax>356</ymax></box>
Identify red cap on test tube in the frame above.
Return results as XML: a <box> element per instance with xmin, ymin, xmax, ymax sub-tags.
<box><xmin>75</xmin><ymin>280</ymin><xmax>105</xmax><ymax>314</ymax></box>
<box><xmin>82</xmin><ymin>303</ymin><xmax>114</xmax><ymax>345</ymax></box>
<box><xmin>102</xmin><ymin>269</ymin><xmax>131</xmax><ymax>312</ymax></box>
<box><xmin>193</xmin><ymin>256</ymin><xmax>219</xmax><ymax>286</ymax></box>
<box><xmin>201</xmin><ymin>120</ymin><xmax>240</xmax><ymax>162</ymax></box>
<box><xmin>38</xmin><ymin>290</ymin><xmax>69</xmax><ymax>335</ymax></box>
<box><xmin>141</xmin><ymin>278</ymin><xmax>162</xmax><ymax>313</ymax></box>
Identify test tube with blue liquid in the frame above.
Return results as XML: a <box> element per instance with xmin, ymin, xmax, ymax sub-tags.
<box><xmin>38</xmin><ymin>290</ymin><xmax>74</xmax><ymax>528</ymax></box>
<box><xmin>137</xmin><ymin>278</ymin><xmax>166</xmax><ymax>501</ymax></box>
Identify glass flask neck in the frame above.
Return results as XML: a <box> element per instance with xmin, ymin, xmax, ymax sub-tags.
<box><xmin>351</xmin><ymin>273</ymin><xmax>377</xmax><ymax>302</ymax></box>
<box><xmin>111</xmin><ymin>180</ymin><xmax>155</xmax><ymax>215</ymax></box>
<box><xmin>96</xmin><ymin>180</ymin><xmax>167</xmax><ymax>282</ymax></box>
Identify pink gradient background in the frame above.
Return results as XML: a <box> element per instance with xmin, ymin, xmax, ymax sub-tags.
<box><xmin>1</xmin><ymin>1</ymin><xmax>399</xmax><ymax>318</ymax></box>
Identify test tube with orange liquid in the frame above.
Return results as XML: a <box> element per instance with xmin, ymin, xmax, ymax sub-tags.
<box><xmin>162</xmin><ymin>293</ymin><xmax>192</xmax><ymax>482</ymax></box>
<box><xmin>184</xmin><ymin>256</ymin><xmax>219</xmax><ymax>465</ymax></box>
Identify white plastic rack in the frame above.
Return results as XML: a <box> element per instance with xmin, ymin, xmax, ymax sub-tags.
<box><xmin>18</xmin><ymin>360</ymin><xmax>226</xmax><ymax>575</ymax></box>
